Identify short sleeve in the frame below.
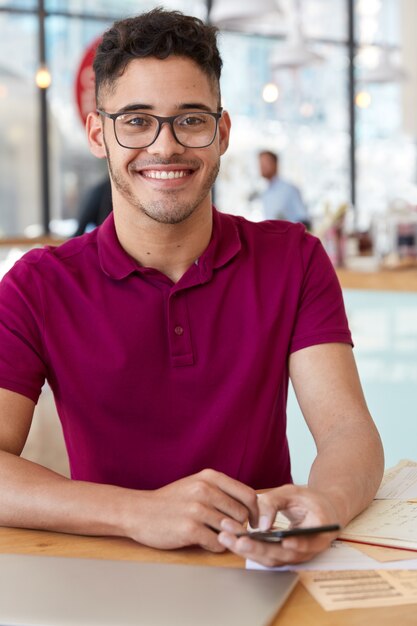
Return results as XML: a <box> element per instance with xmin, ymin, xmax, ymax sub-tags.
<box><xmin>0</xmin><ymin>255</ymin><xmax>48</xmax><ymax>402</ymax></box>
<box><xmin>289</xmin><ymin>235</ymin><xmax>353</xmax><ymax>354</ymax></box>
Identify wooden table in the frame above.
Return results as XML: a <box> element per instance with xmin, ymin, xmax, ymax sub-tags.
<box><xmin>0</xmin><ymin>526</ymin><xmax>415</xmax><ymax>625</ymax></box>
<box><xmin>337</xmin><ymin>267</ymin><xmax>417</xmax><ymax>292</ymax></box>
<box><xmin>0</xmin><ymin>236</ymin><xmax>65</xmax><ymax>247</ymax></box>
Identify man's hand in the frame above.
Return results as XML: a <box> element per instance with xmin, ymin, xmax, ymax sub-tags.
<box><xmin>125</xmin><ymin>469</ymin><xmax>259</xmax><ymax>553</ymax></box>
<box><xmin>217</xmin><ymin>484</ymin><xmax>341</xmax><ymax>567</ymax></box>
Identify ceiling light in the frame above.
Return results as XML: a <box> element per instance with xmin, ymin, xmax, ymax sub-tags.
<box><xmin>209</xmin><ymin>0</ymin><xmax>284</xmax><ymax>35</ymax></box>
<box><xmin>262</xmin><ymin>83</ymin><xmax>279</xmax><ymax>103</ymax></box>
<box><xmin>358</xmin><ymin>48</ymin><xmax>407</xmax><ymax>83</ymax></box>
<box><xmin>270</xmin><ymin>40</ymin><xmax>324</xmax><ymax>69</ymax></box>
<box><xmin>355</xmin><ymin>91</ymin><xmax>372</xmax><ymax>108</ymax></box>
<box><xmin>356</xmin><ymin>0</ymin><xmax>382</xmax><ymax>16</ymax></box>
<box><xmin>36</xmin><ymin>65</ymin><xmax>52</xmax><ymax>89</ymax></box>
<box><xmin>270</xmin><ymin>1</ymin><xmax>324</xmax><ymax>69</ymax></box>
<box><xmin>356</xmin><ymin>45</ymin><xmax>380</xmax><ymax>69</ymax></box>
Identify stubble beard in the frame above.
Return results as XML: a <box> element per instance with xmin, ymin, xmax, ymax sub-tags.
<box><xmin>106</xmin><ymin>150</ymin><xmax>220</xmax><ymax>225</ymax></box>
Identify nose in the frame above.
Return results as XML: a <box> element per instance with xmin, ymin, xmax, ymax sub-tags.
<box><xmin>146</xmin><ymin>121</ymin><xmax>186</xmax><ymax>157</ymax></box>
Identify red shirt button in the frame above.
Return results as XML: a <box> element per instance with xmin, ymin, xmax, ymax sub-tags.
<box><xmin>174</xmin><ymin>326</ymin><xmax>184</xmax><ymax>336</ymax></box>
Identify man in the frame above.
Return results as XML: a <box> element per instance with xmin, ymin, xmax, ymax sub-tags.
<box><xmin>0</xmin><ymin>9</ymin><xmax>383</xmax><ymax>567</ymax></box>
<box><xmin>259</xmin><ymin>150</ymin><xmax>311</xmax><ymax>229</ymax></box>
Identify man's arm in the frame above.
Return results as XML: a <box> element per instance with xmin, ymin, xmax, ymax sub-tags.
<box><xmin>218</xmin><ymin>343</ymin><xmax>384</xmax><ymax>566</ymax></box>
<box><xmin>0</xmin><ymin>388</ymin><xmax>259</xmax><ymax>552</ymax></box>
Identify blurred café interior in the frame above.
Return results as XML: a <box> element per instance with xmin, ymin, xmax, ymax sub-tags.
<box><xmin>0</xmin><ymin>0</ymin><xmax>416</xmax><ymax>480</ymax></box>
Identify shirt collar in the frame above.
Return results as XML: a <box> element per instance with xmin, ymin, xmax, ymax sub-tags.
<box><xmin>97</xmin><ymin>208</ymin><xmax>242</xmax><ymax>282</ymax></box>
<box><xmin>98</xmin><ymin>214</ymin><xmax>139</xmax><ymax>280</ymax></box>
<box><xmin>201</xmin><ymin>206</ymin><xmax>241</xmax><ymax>276</ymax></box>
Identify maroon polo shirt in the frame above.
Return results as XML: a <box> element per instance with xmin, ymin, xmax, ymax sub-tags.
<box><xmin>0</xmin><ymin>209</ymin><xmax>352</xmax><ymax>489</ymax></box>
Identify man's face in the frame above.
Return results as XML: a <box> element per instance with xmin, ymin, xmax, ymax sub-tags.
<box><xmin>259</xmin><ymin>154</ymin><xmax>277</xmax><ymax>181</ymax></box>
<box><xmin>88</xmin><ymin>56</ymin><xmax>230</xmax><ymax>225</ymax></box>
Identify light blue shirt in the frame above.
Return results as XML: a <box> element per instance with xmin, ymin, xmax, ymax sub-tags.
<box><xmin>261</xmin><ymin>176</ymin><xmax>308</xmax><ymax>223</ymax></box>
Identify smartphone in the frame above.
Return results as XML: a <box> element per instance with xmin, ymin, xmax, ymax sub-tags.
<box><xmin>239</xmin><ymin>524</ymin><xmax>341</xmax><ymax>543</ymax></box>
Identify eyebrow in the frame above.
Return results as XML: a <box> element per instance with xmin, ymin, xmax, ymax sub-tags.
<box><xmin>115</xmin><ymin>102</ymin><xmax>215</xmax><ymax>114</ymax></box>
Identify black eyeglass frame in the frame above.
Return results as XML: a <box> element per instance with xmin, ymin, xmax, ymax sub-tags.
<box><xmin>96</xmin><ymin>108</ymin><xmax>223</xmax><ymax>149</ymax></box>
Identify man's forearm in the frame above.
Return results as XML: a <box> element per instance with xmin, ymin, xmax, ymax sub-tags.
<box><xmin>0</xmin><ymin>452</ymin><xmax>259</xmax><ymax>552</ymax></box>
<box><xmin>307</xmin><ymin>422</ymin><xmax>384</xmax><ymax>527</ymax></box>
<box><xmin>0</xmin><ymin>451</ymin><xmax>138</xmax><ymax>538</ymax></box>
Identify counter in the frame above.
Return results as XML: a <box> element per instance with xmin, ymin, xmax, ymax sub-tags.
<box><xmin>337</xmin><ymin>267</ymin><xmax>417</xmax><ymax>292</ymax></box>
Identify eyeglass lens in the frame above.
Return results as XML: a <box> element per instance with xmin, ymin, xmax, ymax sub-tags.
<box><xmin>114</xmin><ymin>112</ymin><xmax>218</xmax><ymax>148</ymax></box>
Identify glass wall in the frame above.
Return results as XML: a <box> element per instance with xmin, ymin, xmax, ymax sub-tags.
<box><xmin>0</xmin><ymin>0</ymin><xmax>207</xmax><ymax>236</ymax></box>
<box><xmin>355</xmin><ymin>0</ymin><xmax>417</xmax><ymax>230</ymax></box>
<box><xmin>217</xmin><ymin>32</ymin><xmax>350</xmax><ymax>221</ymax></box>
<box><xmin>46</xmin><ymin>15</ymin><xmax>113</xmax><ymax>225</ymax></box>
<box><xmin>0</xmin><ymin>11</ymin><xmax>39</xmax><ymax>236</ymax></box>
<box><xmin>0</xmin><ymin>0</ymin><xmax>415</xmax><ymax>237</ymax></box>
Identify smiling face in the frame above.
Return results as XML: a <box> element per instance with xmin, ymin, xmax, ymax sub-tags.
<box><xmin>87</xmin><ymin>56</ymin><xmax>230</xmax><ymax>226</ymax></box>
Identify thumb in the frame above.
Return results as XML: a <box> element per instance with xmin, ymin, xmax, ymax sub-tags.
<box><xmin>256</xmin><ymin>495</ymin><xmax>277</xmax><ymax>531</ymax></box>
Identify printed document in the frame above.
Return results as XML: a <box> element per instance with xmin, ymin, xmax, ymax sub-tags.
<box><xmin>299</xmin><ymin>569</ymin><xmax>417</xmax><ymax>611</ymax></box>
<box><xmin>377</xmin><ymin>465</ymin><xmax>417</xmax><ymax>500</ymax></box>
<box><xmin>339</xmin><ymin>500</ymin><xmax>417</xmax><ymax>550</ymax></box>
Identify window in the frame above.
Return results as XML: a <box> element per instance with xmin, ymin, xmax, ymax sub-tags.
<box><xmin>0</xmin><ymin>12</ymin><xmax>39</xmax><ymax>236</ymax></box>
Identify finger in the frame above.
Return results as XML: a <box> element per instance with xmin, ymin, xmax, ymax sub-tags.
<box><xmin>218</xmin><ymin>532</ymin><xmax>318</xmax><ymax>568</ymax></box>
<box><xmin>191</xmin><ymin>483</ymin><xmax>253</xmax><ymax>526</ymax></box>
<box><xmin>217</xmin><ymin>532</ymin><xmax>291</xmax><ymax>567</ymax></box>
<box><xmin>187</xmin><ymin>501</ymin><xmax>248</xmax><ymax>535</ymax></box>
<box><xmin>256</xmin><ymin>497</ymin><xmax>278</xmax><ymax>531</ymax></box>
<box><xmin>281</xmin><ymin>530</ymin><xmax>337</xmax><ymax>554</ymax></box>
<box><xmin>197</xmin><ymin>470</ymin><xmax>259</xmax><ymax>526</ymax></box>
<box><xmin>258</xmin><ymin>485</ymin><xmax>334</xmax><ymax>527</ymax></box>
<box><xmin>212</xmin><ymin>492</ymin><xmax>254</xmax><ymax>525</ymax></box>
<box><xmin>191</xmin><ymin>525</ymin><xmax>228</xmax><ymax>553</ymax></box>
<box><xmin>257</xmin><ymin>486</ymin><xmax>304</xmax><ymax>531</ymax></box>
<box><xmin>201</xmin><ymin>469</ymin><xmax>259</xmax><ymax>525</ymax></box>
<box><xmin>219</xmin><ymin>517</ymin><xmax>248</xmax><ymax>535</ymax></box>
<box><xmin>218</xmin><ymin>519</ymin><xmax>336</xmax><ymax>555</ymax></box>
<box><xmin>258</xmin><ymin>484</ymin><xmax>301</xmax><ymax>516</ymax></box>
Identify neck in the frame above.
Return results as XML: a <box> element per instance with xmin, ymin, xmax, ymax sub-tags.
<box><xmin>113</xmin><ymin>203</ymin><xmax>213</xmax><ymax>283</ymax></box>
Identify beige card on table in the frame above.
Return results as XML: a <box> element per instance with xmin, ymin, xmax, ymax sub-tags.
<box><xmin>300</xmin><ymin>569</ymin><xmax>417</xmax><ymax>611</ymax></box>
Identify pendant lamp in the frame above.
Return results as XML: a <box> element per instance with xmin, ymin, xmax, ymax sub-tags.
<box><xmin>269</xmin><ymin>0</ymin><xmax>324</xmax><ymax>69</ymax></box>
<box><xmin>209</xmin><ymin>0</ymin><xmax>284</xmax><ymax>35</ymax></box>
<box><xmin>358</xmin><ymin>48</ymin><xmax>407</xmax><ymax>83</ymax></box>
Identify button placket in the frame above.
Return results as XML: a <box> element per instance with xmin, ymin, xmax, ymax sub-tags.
<box><xmin>168</xmin><ymin>291</ymin><xmax>194</xmax><ymax>366</ymax></box>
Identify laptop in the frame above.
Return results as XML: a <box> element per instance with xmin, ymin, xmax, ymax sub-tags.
<box><xmin>0</xmin><ymin>553</ymin><xmax>298</xmax><ymax>626</ymax></box>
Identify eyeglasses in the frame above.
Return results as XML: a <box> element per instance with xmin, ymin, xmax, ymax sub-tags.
<box><xmin>97</xmin><ymin>108</ymin><xmax>223</xmax><ymax>149</ymax></box>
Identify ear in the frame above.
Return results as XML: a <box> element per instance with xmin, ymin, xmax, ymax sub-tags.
<box><xmin>218</xmin><ymin>110</ymin><xmax>231</xmax><ymax>156</ymax></box>
<box><xmin>86</xmin><ymin>111</ymin><xmax>107</xmax><ymax>159</ymax></box>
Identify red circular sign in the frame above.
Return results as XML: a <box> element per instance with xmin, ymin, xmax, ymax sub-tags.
<box><xmin>74</xmin><ymin>36</ymin><xmax>102</xmax><ymax>126</ymax></box>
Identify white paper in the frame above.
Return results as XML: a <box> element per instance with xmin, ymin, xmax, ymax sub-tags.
<box><xmin>340</xmin><ymin>499</ymin><xmax>417</xmax><ymax>545</ymax></box>
<box><xmin>246</xmin><ymin>540</ymin><xmax>417</xmax><ymax>572</ymax></box>
<box><xmin>376</xmin><ymin>467</ymin><xmax>417</xmax><ymax>500</ymax></box>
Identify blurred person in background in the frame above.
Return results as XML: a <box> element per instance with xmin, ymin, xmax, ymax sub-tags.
<box><xmin>259</xmin><ymin>150</ymin><xmax>311</xmax><ymax>230</ymax></box>
<box><xmin>73</xmin><ymin>175</ymin><xmax>112</xmax><ymax>236</ymax></box>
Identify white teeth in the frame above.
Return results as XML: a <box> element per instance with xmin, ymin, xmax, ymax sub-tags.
<box><xmin>142</xmin><ymin>170</ymin><xmax>188</xmax><ymax>180</ymax></box>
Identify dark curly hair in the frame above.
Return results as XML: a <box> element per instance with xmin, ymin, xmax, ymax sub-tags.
<box><xmin>94</xmin><ymin>8</ymin><xmax>222</xmax><ymax>105</ymax></box>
